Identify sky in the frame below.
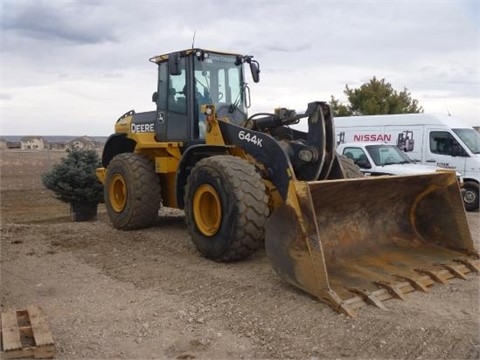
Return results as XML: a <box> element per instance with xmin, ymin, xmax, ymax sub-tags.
<box><xmin>1</xmin><ymin>0</ymin><xmax>479</xmax><ymax>136</ymax></box>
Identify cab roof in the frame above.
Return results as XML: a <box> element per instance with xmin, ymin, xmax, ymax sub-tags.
<box><xmin>149</xmin><ymin>48</ymin><xmax>243</xmax><ymax>64</ymax></box>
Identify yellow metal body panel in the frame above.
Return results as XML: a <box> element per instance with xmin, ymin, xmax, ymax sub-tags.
<box><xmin>114</xmin><ymin>115</ymin><xmax>132</xmax><ymax>134</ymax></box>
<box><xmin>155</xmin><ymin>157</ymin><xmax>179</xmax><ymax>173</ymax></box>
<box><xmin>96</xmin><ymin>168</ymin><xmax>106</xmax><ymax>185</ymax></box>
<box><xmin>203</xmin><ymin>105</ymin><xmax>226</xmax><ymax>146</ymax></box>
<box><xmin>115</xmin><ymin>115</ymin><xmax>185</xmax><ymax>150</ymax></box>
<box><xmin>148</xmin><ymin>146</ymin><xmax>182</xmax><ymax>208</ymax></box>
<box><xmin>160</xmin><ymin>172</ymin><xmax>178</xmax><ymax>208</ymax></box>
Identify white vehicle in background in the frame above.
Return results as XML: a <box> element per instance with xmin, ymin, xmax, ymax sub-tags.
<box><xmin>337</xmin><ymin>142</ymin><xmax>468</xmax><ymax>208</ymax></box>
<box><xmin>337</xmin><ymin>142</ymin><xmax>444</xmax><ymax>175</ymax></box>
<box><xmin>334</xmin><ymin>113</ymin><xmax>480</xmax><ymax>211</ymax></box>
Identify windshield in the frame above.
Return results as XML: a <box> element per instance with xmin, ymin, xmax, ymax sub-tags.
<box><xmin>366</xmin><ymin>145</ymin><xmax>412</xmax><ymax>166</ymax></box>
<box><xmin>194</xmin><ymin>54</ymin><xmax>247</xmax><ymax>124</ymax></box>
<box><xmin>453</xmin><ymin>128</ymin><xmax>480</xmax><ymax>154</ymax></box>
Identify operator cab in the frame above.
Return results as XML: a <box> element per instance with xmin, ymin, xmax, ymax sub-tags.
<box><xmin>150</xmin><ymin>49</ymin><xmax>260</xmax><ymax>142</ymax></box>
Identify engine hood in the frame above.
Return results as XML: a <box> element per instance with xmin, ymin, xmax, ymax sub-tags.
<box><xmin>373</xmin><ymin>163</ymin><xmax>440</xmax><ymax>176</ymax></box>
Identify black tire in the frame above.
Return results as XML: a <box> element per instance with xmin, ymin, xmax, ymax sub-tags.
<box><xmin>338</xmin><ymin>154</ymin><xmax>364</xmax><ymax>178</ymax></box>
<box><xmin>462</xmin><ymin>181</ymin><xmax>479</xmax><ymax>212</ymax></box>
<box><xmin>184</xmin><ymin>155</ymin><xmax>269</xmax><ymax>262</ymax></box>
<box><xmin>104</xmin><ymin>153</ymin><xmax>161</xmax><ymax>230</ymax></box>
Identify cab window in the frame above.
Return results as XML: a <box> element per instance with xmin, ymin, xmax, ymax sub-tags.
<box><xmin>194</xmin><ymin>54</ymin><xmax>246</xmax><ymax>126</ymax></box>
<box><xmin>430</xmin><ymin>131</ymin><xmax>466</xmax><ymax>156</ymax></box>
<box><xmin>343</xmin><ymin>147</ymin><xmax>371</xmax><ymax>168</ymax></box>
<box><xmin>453</xmin><ymin>128</ymin><xmax>480</xmax><ymax>154</ymax></box>
<box><xmin>167</xmin><ymin>58</ymin><xmax>187</xmax><ymax>114</ymax></box>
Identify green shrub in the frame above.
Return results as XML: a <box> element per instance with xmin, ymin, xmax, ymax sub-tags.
<box><xmin>42</xmin><ymin>148</ymin><xmax>104</xmax><ymax>204</ymax></box>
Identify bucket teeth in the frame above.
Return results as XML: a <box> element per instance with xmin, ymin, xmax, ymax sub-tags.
<box><xmin>330</xmin><ymin>263</ymin><xmax>479</xmax><ymax>314</ymax></box>
<box><xmin>326</xmin><ymin>262</ymin><xmax>479</xmax><ymax>315</ymax></box>
<box><xmin>344</xmin><ymin>260</ymin><xmax>478</xmax><ymax>313</ymax></box>
<box><xmin>321</xmin><ymin>290</ymin><xmax>358</xmax><ymax>318</ymax></box>
<box><xmin>441</xmin><ymin>264</ymin><xmax>468</xmax><ymax>280</ymax></box>
<box><xmin>374</xmin><ymin>281</ymin><xmax>407</xmax><ymax>301</ymax></box>
<box><xmin>454</xmin><ymin>258</ymin><xmax>480</xmax><ymax>273</ymax></box>
<box><xmin>393</xmin><ymin>275</ymin><xmax>430</xmax><ymax>293</ymax></box>
<box><xmin>415</xmin><ymin>268</ymin><xmax>447</xmax><ymax>284</ymax></box>
<box><xmin>348</xmin><ymin>288</ymin><xmax>388</xmax><ymax>310</ymax></box>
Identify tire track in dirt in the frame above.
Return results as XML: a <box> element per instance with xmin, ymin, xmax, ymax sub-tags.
<box><xmin>4</xmin><ymin>209</ymin><xmax>479</xmax><ymax>359</ymax></box>
<box><xmin>3</xmin><ymin>151</ymin><xmax>479</xmax><ymax>359</ymax></box>
<box><xmin>12</xmin><ymin>219</ymin><xmax>344</xmax><ymax>357</ymax></box>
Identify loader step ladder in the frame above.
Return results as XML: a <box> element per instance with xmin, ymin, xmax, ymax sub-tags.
<box><xmin>1</xmin><ymin>305</ymin><xmax>55</xmax><ymax>359</ymax></box>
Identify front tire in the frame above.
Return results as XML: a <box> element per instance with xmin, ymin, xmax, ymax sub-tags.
<box><xmin>462</xmin><ymin>181</ymin><xmax>479</xmax><ymax>212</ymax></box>
<box><xmin>104</xmin><ymin>153</ymin><xmax>161</xmax><ymax>230</ymax></box>
<box><xmin>184</xmin><ymin>156</ymin><xmax>269</xmax><ymax>262</ymax></box>
<box><xmin>338</xmin><ymin>154</ymin><xmax>364</xmax><ymax>178</ymax></box>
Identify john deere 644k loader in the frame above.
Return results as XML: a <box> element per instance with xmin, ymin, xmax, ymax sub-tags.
<box><xmin>97</xmin><ymin>48</ymin><xmax>479</xmax><ymax>317</ymax></box>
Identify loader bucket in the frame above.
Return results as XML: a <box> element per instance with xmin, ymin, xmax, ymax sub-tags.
<box><xmin>265</xmin><ymin>172</ymin><xmax>479</xmax><ymax>317</ymax></box>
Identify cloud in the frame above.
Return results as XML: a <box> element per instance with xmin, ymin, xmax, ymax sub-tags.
<box><xmin>1</xmin><ymin>1</ymin><xmax>119</xmax><ymax>45</ymax></box>
<box><xmin>0</xmin><ymin>93</ymin><xmax>14</xmax><ymax>101</ymax></box>
<box><xmin>1</xmin><ymin>0</ymin><xmax>478</xmax><ymax>135</ymax></box>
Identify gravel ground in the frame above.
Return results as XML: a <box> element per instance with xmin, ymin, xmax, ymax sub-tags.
<box><xmin>1</xmin><ymin>150</ymin><xmax>479</xmax><ymax>359</ymax></box>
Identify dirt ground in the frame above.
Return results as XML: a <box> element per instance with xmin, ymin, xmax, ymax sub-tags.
<box><xmin>1</xmin><ymin>150</ymin><xmax>479</xmax><ymax>360</ymax></box>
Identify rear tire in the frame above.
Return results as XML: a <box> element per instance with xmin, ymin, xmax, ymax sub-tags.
<box><xmin>184</xmin><ymin>155</ymin><xmax>269</xmax><ymax>262</ymax></box>
<box><xmin>462</xmin><ymin>181</ymin><xmax>479</xmax><ymax>212</ymax></box>
<box><xmin>104</xmin><ymin>153</ymin><xmax>161</xmax><ymax>230</ymax></box>
<box><xmin>338</xmin><ymin>154</ymin><xmax>364</xmax><ymax>178</ymax></box>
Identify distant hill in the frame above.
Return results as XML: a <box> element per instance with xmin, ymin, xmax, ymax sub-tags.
<box><xmin>0</xmin><ymin>136</ymin><xmax>108</xmax><ymax>143</ymax></box>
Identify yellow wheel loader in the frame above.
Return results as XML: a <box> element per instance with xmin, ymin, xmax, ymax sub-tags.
<box><xmin>97</xmin><ymin>48</ymin><xmax>479</xmax><ymax>317</ymax></box>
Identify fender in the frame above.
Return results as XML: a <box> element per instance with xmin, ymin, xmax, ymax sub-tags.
<box><xmin>101</xmin><ymin>133</ymin><xmax>136</xmax><ymax>167</ymax></box>
<box><xmin>175</xmin><ymin>144</ymin><xmax>230</xmax><ymax>209</ymax></box>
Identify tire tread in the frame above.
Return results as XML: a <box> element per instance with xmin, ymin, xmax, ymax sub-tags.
<box><xmin>185</xmin><ymin>156</ymin><xmax>269</xmax><ymax>262</ymax></box>
<box><xmin>106</xmin><ymin>153</ymin><xmax>161</xmax><ymax>230</ymax></box>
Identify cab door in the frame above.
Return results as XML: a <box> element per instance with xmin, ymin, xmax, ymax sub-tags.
<box><xmin>154</xmin><ymin>58</ymin><xmax>191</xmax><ymax>142</ymax></box>
<box><xmin>425</xmin><ymin>128</ymin><xmax>467</xmax><ymax>173</ymax></box>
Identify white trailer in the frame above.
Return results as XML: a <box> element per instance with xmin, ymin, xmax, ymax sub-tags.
<box><xmin>334</xmin><ymin>113</ymin><xmax>480</xmax><ymax>211</ymax></box>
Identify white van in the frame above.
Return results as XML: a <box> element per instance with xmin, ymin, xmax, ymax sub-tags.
<box><xmin>334</xmin><ymin>113</ymin><xmax>480</xmax><ymax>211</ymax></box>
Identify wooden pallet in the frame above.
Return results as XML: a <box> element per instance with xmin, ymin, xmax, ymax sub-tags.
<box><xmin>1</xmin><ymin>305</ymin><xmax>55</xmax><ymax>359</ymax></box>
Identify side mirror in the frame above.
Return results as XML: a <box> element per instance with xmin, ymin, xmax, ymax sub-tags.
<box><xmin>152</xmin><ymin>91</ymin><xmax>158</xmax><ymax>103</ymax></box>
<box><xmin>356</xmin><ymin>160</ymin><xmax>371</xmax><ymax>169</ymax></box>
<box><xmin>168</xmin><ymin>52</ymin><xmax>182</xmax><ymax>76</ymax></box>
<box><xmin>250</xmin><ymin>61</ymin><xmax>260</xmax><ymax>83</ymax></box>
